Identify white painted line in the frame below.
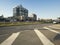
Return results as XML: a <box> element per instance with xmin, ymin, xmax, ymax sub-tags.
<box><xmin>44</xmin><ymin>27</ymin><xmax>60</xmax><ymax>34</ymax></box>
<box><xmin>49</xmin><ymin>26</ymin><xmax>60</xmax><ymax>29</ymax></box>
<box><xmin>0</xmin><ymin>32</ymin><xmax>20</xmax><ymax>45</ymax></box>
<box><xmin>34</xmin><ymin>29</ymin><xmax>54</xmax><ymax>45</ymax></box>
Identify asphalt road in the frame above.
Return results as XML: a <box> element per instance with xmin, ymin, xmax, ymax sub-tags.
<box><xmin>0</xmin><ymin>24</ymin><xmax>60</xmax><ymax>45</ymax></box>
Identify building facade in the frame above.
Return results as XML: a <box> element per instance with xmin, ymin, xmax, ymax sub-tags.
<box><xmin>28</xmin><ymin>14</ymin><xmax>37</xmax><ymax>21</ymax></box>
<box><xmin>32</xmin><ymin>14</ymin><xmax>37</xmax><ymax>21</ymax></box>
<box><xmin>13</xmin><ymin>5</ymin><xmax>28</xmax><ymax>21</ymax></box>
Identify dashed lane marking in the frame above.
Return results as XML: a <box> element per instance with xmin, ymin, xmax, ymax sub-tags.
<box><xmin>44</xmin><ymin>27</ymin><xmax>60</xmax><ymax>34</ymax></box>
<box><xmin>34</xmin><ymin>29</ymin><xmax>54</xmax><ymax>45</ymax></box>
<box><xmin>0</xmin><ymin>32</ymin><xmax>20</xmax><ymax>45</ymax></box>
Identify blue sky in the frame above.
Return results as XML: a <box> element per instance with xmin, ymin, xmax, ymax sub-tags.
<box><xmin>0</xmin><ymin>0</ymin><xmax>60</xmax><ymax>19</ymax></box>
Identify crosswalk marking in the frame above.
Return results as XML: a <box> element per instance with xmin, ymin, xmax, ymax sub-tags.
<box><xmin>0</xmin><ymin>32</ymin><xmax>20</xmax><ymax>45</ymax></box>
<box><xmin>34</xmin><ymin>29</ymin><xmax>54</xmax><ymax>45</ymax></box>
<box><xmin>49</xmin><ymin>26</ymin><xmax>60</xmax><ymax>29</ymax></box>
<box><xmin>44</xmin><ymin>27</ymin><xmax>60</xmax><ymax>34</ymax></box>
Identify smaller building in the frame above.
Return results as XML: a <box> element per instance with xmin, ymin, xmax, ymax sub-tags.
<box><xmin>17</xmin><ymin>15</ymin><xmax>25</xmax><ymax>21</ymax></box>
<box><xmin>5</xmin><ymin>17</ymin><xmax>17</xmax><ymax>22</ymax></box>
<box><xmin>28</xmin><ymin>14</ymin><xmax>37</xmax><ymax>21</ymax></box>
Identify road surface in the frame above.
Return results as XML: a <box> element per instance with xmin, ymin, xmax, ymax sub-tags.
<box><xmin>0</xmin><ymin>24</ymin><xmax>60</xmax><ymax>45</ymax></box>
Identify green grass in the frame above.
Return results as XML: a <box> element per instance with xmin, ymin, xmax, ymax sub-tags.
<box><xmin>0</xmin><ymin>22</ymin><xmax>42</xmax><ymax>27</ymax></box>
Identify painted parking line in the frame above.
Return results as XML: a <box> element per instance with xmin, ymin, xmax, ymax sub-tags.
<box><xmin>0</xmin><ymin>32</ymin><xmax>20</xmax><ymax>45</ymax></box>
<box><xmin>34</xmin><ymin>29</ymin><xmax>54</xmax><ymax>45</ymax></box>
<box><xmin>44</xmin><ymin>27</ymin><xmax>60</xmax><ymax>34</ymax></box>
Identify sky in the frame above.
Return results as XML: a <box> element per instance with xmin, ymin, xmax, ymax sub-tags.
<box><xmin>0</xmin><ymin>0</ymin><xmax>60</xmax><ymax>19</ymax></box>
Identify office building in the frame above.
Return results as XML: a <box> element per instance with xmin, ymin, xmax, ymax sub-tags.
<box><xmin>13</xmin><ymin>5</ymin><xmax>28</xmax><ymax>21</ymax></box>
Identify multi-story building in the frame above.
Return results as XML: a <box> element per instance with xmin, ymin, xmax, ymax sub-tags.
<box><xmin>13</xmin><ymin>5</ymin><xmax>28</xmax><ymax>21</ymax></box>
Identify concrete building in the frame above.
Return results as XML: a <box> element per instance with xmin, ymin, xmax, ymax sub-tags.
<box><xmin>28</xmin><ymin>14</ymin><xmax>37</xmax><ymax>21</ymax></box>
<box><xmin>13</xmin><ymin>5</ymin><xmax>28</xmax><ymax>21</ymax></box>
<box><xmin>17</xmin><ymin>15</ymin><xmax>25</xmax><ymax>21</ymax></box>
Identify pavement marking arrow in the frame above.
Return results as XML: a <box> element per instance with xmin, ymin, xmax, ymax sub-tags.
<box><xmin>0</xmin><ymin>32</ymin><xmax>20</xmax><ymax>45</ymax></box>
<box><xmin>44</xmin><ymin>27</ymin><xmax>60</xmax><ymax>34</ymax></box>
<box><xmin>34</xmin><ymin>29</ymin><xmax>54</xmax><ymax>45</ymax></box>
